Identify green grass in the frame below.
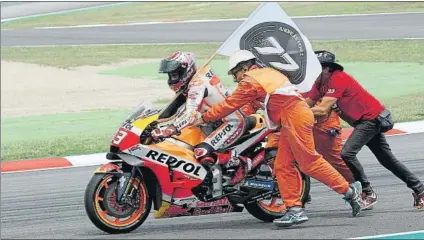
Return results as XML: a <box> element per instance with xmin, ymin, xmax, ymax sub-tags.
<box><xmin>2</xmin><ymin>39</ymin><xmax>424</xmax><ymax>69</ymax></box>
<box><xmin>1</xmin><ymin>110</ymin><xmax>128</xmax><ymax>143</ymax></box>
<box><xmin>2</xmin><ymin>2</ymin><xmax>424</xmax><ymax>30</ymax></box>
<box><xmin>1</xmin><ymin>110</ymin><xmax>127</xmax><ymax>161</ymax></box>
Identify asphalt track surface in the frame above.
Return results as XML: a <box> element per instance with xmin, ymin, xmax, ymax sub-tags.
<box><xmin>0</xmin><ymin>2</ymin><xmax>122</xmax><ymax>20</ymax></box>
<box><xmin>2</xmin><ymin>133</ymin><xmax>424</xmax><ymax>239</ymax></box>
<box><xmin>2</xmin><ymin>13</ymin><xmax>424</xmax><ymax>46</ymax></box>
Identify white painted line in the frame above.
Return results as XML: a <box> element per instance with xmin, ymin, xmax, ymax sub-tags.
<box><xmin>2</xmin><ymin>11</ymin><xmax>423</xmax><ymax>30</ymax></box>
<box><xmin>2</xmin><ymin>154</ymin><xmax>110</xmax><ymax>174</ymax></box>
<box><xmin>4</xmin><ymin>38</ymin><xmax>424</xmax><ymax>48</ymax></box>
<box><xmin>350</xmin><ymin>230</ymin><xmax>424</xmax><ymax>239</ymax></box>
<box><xmin>0</xmin><ymin>2</ymin><xmax>133</xmax><ymax>23</ymax></box>
<box><xmin>319</xmin><ymin>37</ymin><xmax>424</xmax><ymax>41</ymax></box>
<box><xmin>65</xmin><ymin>153</ymin><xmax>110</xmax><ymax>167</ymax></box>
<box><xmin>290</xmin><ymin>11</ymin><xmax>424</xmax><ymax>19</ymax></box>
<box><xmin>2</xmin><ymin>42</ymin><xmax>223</xmax><ymax>48</ymax></box>
<box><xmin>35</xmin><ymin>24</ymin><xmax>111</xmax><ymax>30</ymax></box>
<box><xmin>32</xmin><ymin>18</ymin><xmax>246</xmax><ymax>30</ymax></box>
<box><xmin>394</xmin><ymin>120</ymin><xmax>424</xmax><ymax>134</ymax></box>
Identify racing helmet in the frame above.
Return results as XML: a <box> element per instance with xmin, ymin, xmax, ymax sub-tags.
<box><xmin>158</xmin><ymin>51</ymin><xmax>197</xmax><ymax>93</ymax></box>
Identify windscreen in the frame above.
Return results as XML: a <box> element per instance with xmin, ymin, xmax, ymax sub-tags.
<box><xmin>123</xmin><ymin>100</ymin><xmax>159</xmax><ymax>124</ymax></box>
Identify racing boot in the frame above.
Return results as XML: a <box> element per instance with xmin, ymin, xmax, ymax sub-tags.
<box><xmin>413</xmin><ymin>191</ymin><xmax>424</xmax><ymax>210</ymax></box>
<box><xmin>216</xmin><ymin>151</ymin><xmax>252</xmax><ymax>186</ymax></box>
<box><xmin>228</xmin><ymin>159</ymin><xmax>248</xmax><ymax>186</ymax></box>
<box><xmin>215</xmin><ymin>151</ymin><xmax>235</xmax><ymax>165</ymax></box>
<box><xmin>361</xmin><ymin>186</ymin><xmax>378</xmax><ymax>211</ymax></box>
<box><xmin>195</xmin><ymin>155</ymin><xmax>218</xmax><ymax>200</ymax></box>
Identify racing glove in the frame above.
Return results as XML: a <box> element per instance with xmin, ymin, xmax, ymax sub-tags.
<box><xmin>151</xmin><ymin>125</ymin><xmax>180</xmax><ymax>142</ymax></box>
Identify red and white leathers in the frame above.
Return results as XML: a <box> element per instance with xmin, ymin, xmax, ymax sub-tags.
<box><xmin>152</xmin><ymin>68</ymin><xmax>251</xmax><ymax>177</ymax></box>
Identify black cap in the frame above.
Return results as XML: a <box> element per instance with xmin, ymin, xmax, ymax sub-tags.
<box><xmin>314</xmin><ymin>50</ymin><xmax>344</xmax><ymax>71</ymax></box>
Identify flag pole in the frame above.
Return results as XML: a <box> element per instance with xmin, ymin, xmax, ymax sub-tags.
<box><xmin>201</xmin><ymin>52</ymin><xmax>218</xmax><ymax>69</ymax></box>
<box><xmin>192</xmin><ymin>51</ymin><xmax>218</xmax><ymax>78</ymax></box>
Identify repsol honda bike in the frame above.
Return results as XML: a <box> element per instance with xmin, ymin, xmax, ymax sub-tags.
<box><xmin>84</xmin><ymin>100</ymin><xmax>310</xmax><ymax>234</ymax></box>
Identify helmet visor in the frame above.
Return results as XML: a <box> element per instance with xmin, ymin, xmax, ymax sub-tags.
<box><xmin>158</xmin><ymin>59</ymin><xmax>181</xmax><ymax>73</ymax></box>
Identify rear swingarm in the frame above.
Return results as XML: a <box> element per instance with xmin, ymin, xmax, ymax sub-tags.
<box><xmin>245</xmin><ymin>190</ymin><xmax>279</xmax><ymax>204</ymax></box>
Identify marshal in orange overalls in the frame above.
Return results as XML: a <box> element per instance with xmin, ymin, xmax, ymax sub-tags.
<box><xmin>266</xmin><ymin>97</ymin><xmax>355</xmax><ymax>183</ymax></box>
<box><xmin>201</xmin><ymin>66</ymin><xmax>351</xmax><ymax>208</ymax></box>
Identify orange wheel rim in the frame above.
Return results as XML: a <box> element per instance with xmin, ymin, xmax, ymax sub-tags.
<box><xmin>94</xmin><ymin>175</ymin><xmax>147</xmax><ymax>228</ymax></box>
<box><xmin>258</xmin><ymin>197</ymin><xmax>287</xmax><ymax>213</ymax></box>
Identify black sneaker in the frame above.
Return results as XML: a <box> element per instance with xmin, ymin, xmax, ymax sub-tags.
<box><xmin>306</xmin><ymin>194</ymin><xmax>312</xmax><ymax>204</ymax></box>
<box><xmin>343</xmin><ymin>181</ymin><xmax>364</xmax><ymax>217</ymax></box>
<box><xmin>413</xmin><ymin>191</ymin><xmax>424</xmax><ymax>210</ymax></box>
<box><xmin>273</xmin><ymin>207</ymin><xmax>308</xmax><ymax>227</ymax></box>
<box><xmin>362</xmin><ymin>189</ymin><xmax>378</xmax><ymax>211</ymax></box>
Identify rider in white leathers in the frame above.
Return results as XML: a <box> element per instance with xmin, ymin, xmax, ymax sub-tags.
<box><xmin>151</xmin><ymin>51</ymin><xmax>252</xmax><ymax>185</ymax></box>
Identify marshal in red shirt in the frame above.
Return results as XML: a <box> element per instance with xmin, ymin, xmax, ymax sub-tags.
<box><xmin>309</xmin><ymin>70</ymin><xmax>385</xmax><ymax>121</ymax></box>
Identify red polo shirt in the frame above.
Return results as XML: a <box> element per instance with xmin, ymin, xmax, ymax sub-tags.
<box><xmin>309</xmin><ymin>70</ymin><xmax>385</xmax><ymax>121</ymax></box>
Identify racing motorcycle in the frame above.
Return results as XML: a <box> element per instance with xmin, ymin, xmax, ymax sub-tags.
<box><xmin>84</xmin><ymin>99</ymin><xmax>311</xmax><ymax>234</ymax></box>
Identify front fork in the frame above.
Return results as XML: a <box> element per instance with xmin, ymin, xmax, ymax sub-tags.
<box><xmin>116</xmin><ymin>166</ymin><xmax>138</xmax><ymax>204</ymax></box>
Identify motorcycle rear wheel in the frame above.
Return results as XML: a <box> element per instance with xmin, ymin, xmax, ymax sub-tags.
<box><xmin>84</xmin><ymin>173</ymin><xmax>152</xmax><ymax>234</ymax></box>
<box><xmin>244</xmin><ymin>171</ymin><xmax>311</xmax><ymax>222</ymax></box>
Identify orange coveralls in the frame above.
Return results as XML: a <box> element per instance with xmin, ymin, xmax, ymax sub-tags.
<box><xmin>201</xmin><ymin>67</ymin><xmax>351</xmax><ymax>208</ymax></box>
<box><xmin>265</xmin><ymin>96</ymin><xmax>354</xmax><ymax>183</ymax></box>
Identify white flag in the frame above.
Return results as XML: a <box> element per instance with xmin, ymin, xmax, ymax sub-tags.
<box><xmin>216</xmin><ymin>2</ymin><xmax>321</xmax><ymax>93</ymax></box>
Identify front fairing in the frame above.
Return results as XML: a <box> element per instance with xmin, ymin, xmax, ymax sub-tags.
<box><xmin>110</xmin><ymin>101</ymin><xmax>160</xmax><ymax>150</ymax></box>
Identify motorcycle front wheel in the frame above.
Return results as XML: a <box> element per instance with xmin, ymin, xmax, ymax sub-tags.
<box><xmin>84</xmin><ymin>173</ymin><xmax>152</xmax><ymax>234</ymax></box>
